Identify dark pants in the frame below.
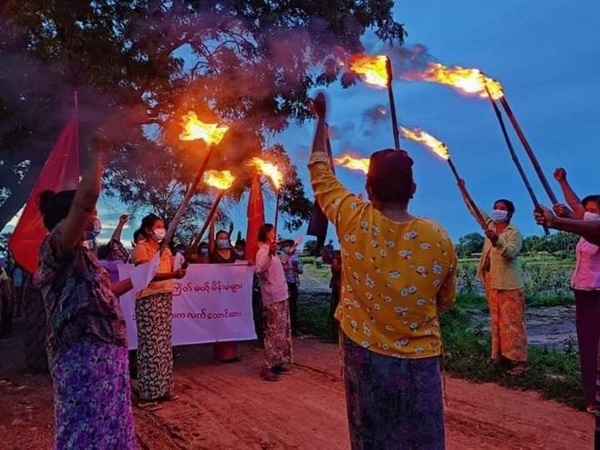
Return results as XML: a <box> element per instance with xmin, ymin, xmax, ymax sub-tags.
<box><xmin>342</xmin><ymin>336</ymin><xmax>445</xmax><ymax>450</ymax></box>
<box><xmin>287</xmin><ymin>282</ymin><xmax>299</xmax><ymax>336</ymax></box>
<box><xmin>574</xmin><ymin>290</ymin><xmax>600</xmax><ymax>408</ymax></box>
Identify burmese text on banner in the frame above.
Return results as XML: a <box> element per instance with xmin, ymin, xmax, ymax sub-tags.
<box><xmin>118</xmin><ymin>263</ymin><xmax>256</xmax><ymax>349</ymax></box>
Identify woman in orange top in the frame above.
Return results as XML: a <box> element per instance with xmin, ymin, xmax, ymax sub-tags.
<box><xmin>132</xmin><ymin>214</ymin><xmax>186</xmax><ymax>411</ymax></box>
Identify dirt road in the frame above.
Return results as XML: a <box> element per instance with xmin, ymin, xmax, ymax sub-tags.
<box><xmin>0</xmin><ymin>338</ymin><xmax>593</xmax><ymax>450</ymax></box>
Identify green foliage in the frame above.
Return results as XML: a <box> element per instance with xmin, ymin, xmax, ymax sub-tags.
<box><xmin>0</xmin><ymin>0</ymin><xmax>406</xmax><ymax>230</ymax></box>
<box><xmin>303</xmin><ymin>239</ymin><xmax>318</xmax><ymax>256</ymax></box>
<box><xmin>456</xmin><ymin>232</ymin><xmax>484</xmax><ymax>258</ymax></box>
<box><xmin>456</xmin><ymin>257</ymin><xmax>575</xmax><ymax>301</ymax></box>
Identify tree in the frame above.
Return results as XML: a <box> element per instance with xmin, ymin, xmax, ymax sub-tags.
<box><xmin>0</xmin><ymin>0</ymin><xmax>406</xmax><ymax>231</ymax></box>
<box><xmin>456</xmin><ymin>232</ymin><xmax>484</xmax><ymax>258</ymax></box>
<box><xmin>303</xmin><ymin>239</ymin><xmax>317</xmax><ymax>256</ymax></box>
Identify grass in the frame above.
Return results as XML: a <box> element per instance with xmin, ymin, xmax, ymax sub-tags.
<box><xmin>440</xmin><ymin>305</ymin><xmax>584</xmax><ymax>409</ymax></box>
<box><xmin>298</xmin><ymin>292</ymin><xmax>584</xmax><ymax>410</ymax></box>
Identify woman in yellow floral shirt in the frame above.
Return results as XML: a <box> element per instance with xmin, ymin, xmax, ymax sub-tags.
<box><xmin>309</xmin><ymin>93</ymin><xmax>457</xmax><ymax>450</ymax></box>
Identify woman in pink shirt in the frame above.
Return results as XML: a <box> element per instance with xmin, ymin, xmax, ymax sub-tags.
<box><xmin>552</xmin><ymin>168</ymin><xmax>600</xmax><ymax>414</ymax></box>
<box><xmin>255</xmin><ymin>224</ymin><xmax>293</xmax><ymax>382</ymax></box>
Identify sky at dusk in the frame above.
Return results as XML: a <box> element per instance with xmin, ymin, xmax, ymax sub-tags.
<box><xmin>5</xmin><ymin>0</ymin><xmax>599</xmax><ymax>247</ymax></box>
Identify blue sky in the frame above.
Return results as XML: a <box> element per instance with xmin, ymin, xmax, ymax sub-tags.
<box><xmin>276</xmin><ymin>0</ymin><xmax>600</xmax><ymax>244</ymax></box>
<box><xmin>5</xmin><ymin>0</ymin><xmax>600</xmax><ymax>246</ymax></box>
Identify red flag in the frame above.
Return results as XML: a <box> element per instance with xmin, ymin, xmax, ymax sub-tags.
<box><xmin>245</xmin><ymin>175</ymin><xmax>264</xmax><ymax>263</ymax></box>
<box><xmin>9</xmin><ymin>110</ymin><xmax>80</xmax><ymax>273</ymax></box>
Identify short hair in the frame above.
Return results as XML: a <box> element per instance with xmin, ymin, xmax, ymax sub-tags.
<box><xmin>258</xmin><ymin>223</ymin><xmax>274</xmax><ymax>243</ymax></box>
<box><xmin>38</xmin><ymin>190</ymin><xmax>77</xmax><ymax>231</ymax></box>
<box><xmin>582</xmin><ymin>195</ymin><xmax>600</xmax><ymax>208</ymax></box>
<box><xmin>366</xmin><ymin>149</ymin><xmax>414</xmax><ymax>204</ymax></box>
<box><xmin>494</xmin><ymin>199</ymin><xmax>516</xmax><ymax>214</ymax></box>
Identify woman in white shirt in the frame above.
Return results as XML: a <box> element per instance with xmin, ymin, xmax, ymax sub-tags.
<box><xmin>255</xmin><ymin>224</ymin><xmax>293</xmax><ymax>381</ymax></box>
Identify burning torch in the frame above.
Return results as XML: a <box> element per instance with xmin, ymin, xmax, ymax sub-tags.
<box><xmin>349</xmin><ymin>54</ymin><xmax>401</xmax><ymax>150</ymax></box>
<box><xmin>251</xmin><ymin>157</ymin><xmax>283</xmax><ymax>237</ymax></box>
<box><xmin>401</xmin><ymin>126</ymin><xmax>488</xmax><ymax>231</ymax></box>
<box><xmin>185</xmin><ymin>170</ymin><xmax>236</xmax><ymax>264</ymax></box>
<box><xmin>163</xmin><ymin>111</ymin><xmax>229</xmax><ymax>250</ymax></box>
<box><xmin>410</xmin><ymin>61</ymin><xmax>558</xmax><ymax>205</ymax></box>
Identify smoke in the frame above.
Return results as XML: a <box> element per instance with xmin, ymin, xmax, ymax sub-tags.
<box><xmin>363</xmin><ymin>104</ymin><xmax>389</xmax><ymax>125</ymax></box>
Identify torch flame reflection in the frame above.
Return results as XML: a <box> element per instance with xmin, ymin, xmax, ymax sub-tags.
<box><xmin>179</xmin><ymin>111</ymin><xmax>229</xmax><ymax>145</ymax></box>
<box><xmin>203</xmin><ymin>170</ymin><xmax>236</xmax><ymax>190</ymax></box>
<box><xmin>251</xmin><ymin>157</ymin><xmax>283</xmax><ymax>190</ymax></box>
<box><xmin>349</xmin><ymin>54</ymin><xmax>389</xmax><ymax>88</ymax></box>
<box><xmin>400</xmin><ymin>126</ymin><xmax>450</xmax><ymax>160</ymax></box>
<box><xmin>334</xmin><ymin>155</ymin><xmax>370</xmax><ymax>174</ymax></box>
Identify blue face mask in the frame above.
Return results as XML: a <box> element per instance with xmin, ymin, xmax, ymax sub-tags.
<box><xmin>84</xmin><ymin>218</ymin><xmax>102</xmax><ymax>242</ymax></box>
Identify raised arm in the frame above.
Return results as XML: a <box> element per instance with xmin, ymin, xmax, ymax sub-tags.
<box><xmin>111</xmin><ymin>214</ymin><xmax>128</xmax><ymax>242</ymax></box>
<box><xmin>59</xmin><ymin>139</ymin><xmax>104</xmax><ymax>254</ymax></box>
<box><xmin>535</xmin><ymin>205</ymin><xmax>600</xmax><ymax>245</ymax></box>
<box><xmin>553</xmin><ymin>168</ymin><xmax>584</xmax><ymax>218</ymax></box>
<box><xmin>311</xmin><ymin>95</ymin><xmax>328</xmax><ymax>158</ymax></box>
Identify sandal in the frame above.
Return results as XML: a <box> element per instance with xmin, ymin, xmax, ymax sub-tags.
<box><xmin>506</xmin><ymin>363</ymin><xmax>530</xmax><ymax>376</ymax></box>
<box><xmin>138</xmin><ymin>401</ymin><xmax>162</xmax><ymax>412</ymax></box>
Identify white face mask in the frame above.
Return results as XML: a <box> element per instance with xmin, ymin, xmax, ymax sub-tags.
<box><xmin>153</xmin><ymin>228</ymin><xmax>166</xmax><ymax>242</ymax></box>
<box><xmin>583</xmin><ymin>211</ymin><xmax>600</xmax><ymax>221</ymax></box>
<box><xmin>217</xmin><ymin>239</ymin><xmax>230</xmax><ymax>249</ymax></box>
<box><xmin>490</xmin><ymin>209</ymin><xmax>509</xmax><ymax>223</ymax></box>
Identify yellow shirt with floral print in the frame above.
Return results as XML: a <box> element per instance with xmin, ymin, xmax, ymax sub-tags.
<box><xmin>309</xmin><ymin>153</ymin><xmax>457</xmax><ymax>359</ymax></box>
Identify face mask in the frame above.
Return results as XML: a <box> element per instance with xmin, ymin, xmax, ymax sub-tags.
<box><xmin>490</xmin><ymin>210</ymin><xmax>509</xmax><ymax>223</ymax></box>
<box><xmin>200</xmin><ymin>248</ymin><xmax>209</xmax><ymax>256</ymax></box>
<box><xmin>281</xmin><ymin>247</ymin><xmax>290</xmax><ymax>254</ymax></box>
<box><xmin>84</xmin><ymin>218</ymin><xmax>102</xmax><ymax>242</ymax></box>
<box><xmin>583</xmin><ymin>211</ymin><xmax>600</xmax><ymax>221</ymax></box>
<box><xmin>153</xmin><ymin>228</ymin><xmax>166</xmax><ymax>242</ymax></box>
<box><xmin>217</xmin><ymin>239</ymin><xmax>230</xmax><ymax>249</ymax></box>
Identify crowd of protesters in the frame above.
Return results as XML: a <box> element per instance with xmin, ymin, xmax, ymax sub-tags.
<box><xmin>0</xmin><ymin>94</ymin><xmax>597</xmax><ymax>449</ymax></box>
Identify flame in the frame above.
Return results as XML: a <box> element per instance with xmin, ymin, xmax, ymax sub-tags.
<box><xmin>179</xmin><ymin>111</ymin><xmax>229</xmax><ymax>145</ymax></box>
<box><xmin>400</xmin><ymin>126</ymin><xmax>450</xmax><ymax>160</ymax></box>
<box><xmin>251</xmin><ymin>157</ymin><xmax>283</xmax><ymax>190</ymax></box>
<box><xmin>416</xmin><ymin>63</ymin><xmax>504</xmax><ymax>99</ymax></box>
<box><xmin>334</xmin><ymin>155</ymin><xmax>370</xmax><ymax>174</ymax></box>
<box><xmin>349</xmin><ymin>54</ymin><xmax>389</xmax><ymax>88</ymax></box>
<box><xmin>203</xmin><ymin>170</ymin><xmax>235</xmax><ymax>190</ymax></box>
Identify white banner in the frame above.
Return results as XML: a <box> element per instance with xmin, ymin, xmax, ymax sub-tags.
<box><xmin>118</xmin><ymin>263</ymin><xmax>257</xmax><ymax>349</ymax></box>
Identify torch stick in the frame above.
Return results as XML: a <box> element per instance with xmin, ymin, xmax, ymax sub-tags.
<box><xmin>446</xmin><ymin>158</ymin><xmax>488</xmax><ymax>230</ymax></box>
<box><xmin>184</xmin><ymin>190</ymin><xmax>226</xmax><ymax>264</ymax></box>
<box><xmin>273</xmin><ymin>189</ymin><xmax>281</xmax><ymax>239</ymax></box>
<box><xmin>498</xmin><ymin>96</ymin><xmax>559</xmax><ymax>204</ymax></box>
<box><xmin>385</xmin><ymin>57</ymin><xmax>401</xmax><ymax>151</ymax></box>
<box><xmin>162</xmin><ymin>146</ymin><xmax>215</xmax><ymax>250</ymax></box>
<box><xmin>486</xmin><ymin>88</ymin><xmax>550</xmax><ymax>235</ymax></box>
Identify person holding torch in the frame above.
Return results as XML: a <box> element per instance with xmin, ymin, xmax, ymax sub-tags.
<box><xmin>457</xmin><ymin>179</ymin><xmax>529</xmax><ymax>375</ymax></box>
<box><xmin>309</xmin><ymin>92</ymin><xmax>457</xmax><ymax>450</ymax></box>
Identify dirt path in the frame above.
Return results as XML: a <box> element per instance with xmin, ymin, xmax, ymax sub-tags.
<box><xmin>0</xmin><ymin>339</ymin><xmax>593</xmax><ymax>450</ymax></box>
